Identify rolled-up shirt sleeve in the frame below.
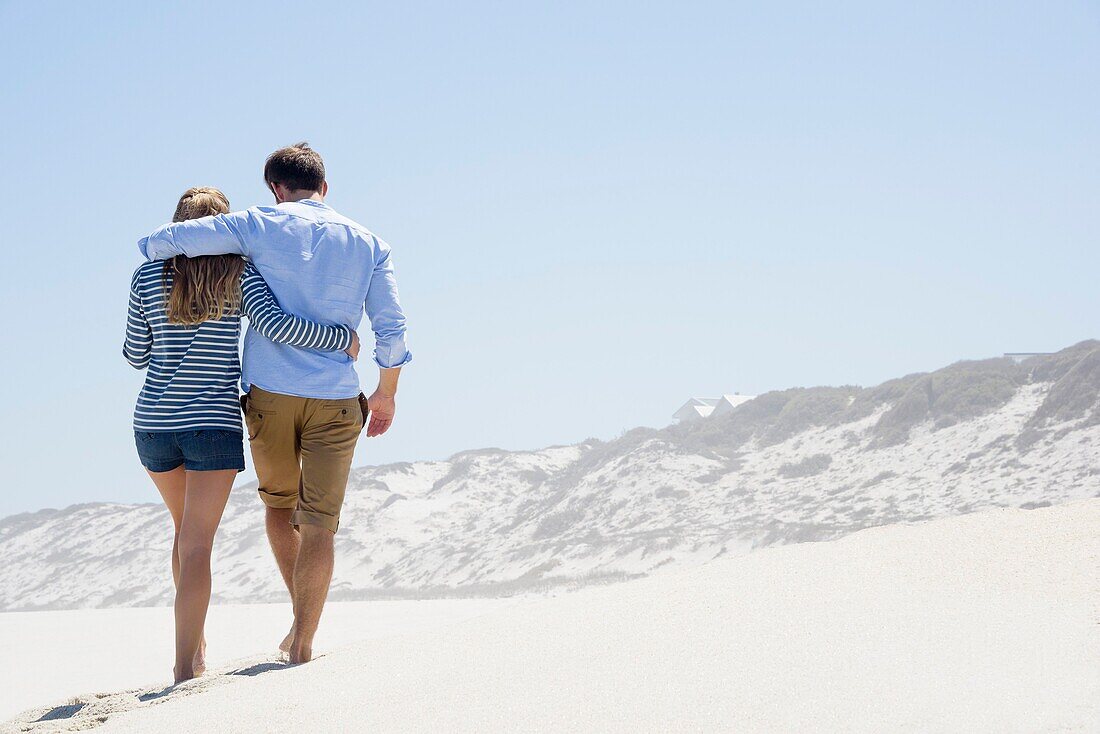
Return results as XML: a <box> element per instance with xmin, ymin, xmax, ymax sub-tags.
<box><xmin>138</xmin><ymin>209</ymin><xmax>255</xmax><ymax>261</ymax></box>
<box><xmin>365</xmin><ymin>236</ymin><xmax>412</xmax><ymax>369</ymax></box>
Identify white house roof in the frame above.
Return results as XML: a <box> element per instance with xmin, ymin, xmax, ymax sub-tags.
<box><xmin>711</xmin><ymin>394</ymin><xmax>755</xmax><ymax>415</ymax></box>
<box><xmin>672</xmin><ymin>398</ymin><xmax>718</xmax><ymax>422</ymax></box>
<box><xmin>673</xmin><ymin>394</ymin><xmax>754</xmax><ymax>421</ymax></box>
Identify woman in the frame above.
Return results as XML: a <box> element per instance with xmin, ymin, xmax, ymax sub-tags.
<box><xmin>123</xmin><ymin>187</ymin><xmax>357</xmax><ymax>683</ymax></box>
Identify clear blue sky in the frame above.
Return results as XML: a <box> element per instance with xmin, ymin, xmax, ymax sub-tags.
<box><xmin>0</xmin><ymin>1</ymin><xmax>1096</xmax><ymax>517</ymax></box>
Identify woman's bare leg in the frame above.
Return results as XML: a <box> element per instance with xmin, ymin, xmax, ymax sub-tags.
<box><xmin>173</xmin><ymin>469</ymin><xmax>234</xmax><ymax>683</ymax></box>
<box><xmin>147</xmin><ymin>467</ymin><xmax>186</xmax><ymax>587</ymax></box>
<box><xmin>147</xmin><ymin>467</ymin><xmax>209</xmax><ymax>674</ymax></box>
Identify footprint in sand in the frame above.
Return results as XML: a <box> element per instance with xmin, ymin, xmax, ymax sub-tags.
<box><xmin>0</xmin><ymin>655</ymin><xmax>294</xmax><ymax>733</ymax></box>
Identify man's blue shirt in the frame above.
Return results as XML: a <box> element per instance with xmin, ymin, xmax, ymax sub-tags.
<box><xmin>139</xmin><ymin>199</ymin><xmax>411</xmax><ymax>399</ymax></box>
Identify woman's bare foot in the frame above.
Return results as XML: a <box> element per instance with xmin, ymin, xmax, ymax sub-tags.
<box><xmin>192</xmin><ymin>637</ymin><xmax>207</xmax><ymax>677</ymax></box>
<box><xmin>173</xmin><ymin>662</ymin><xmax>196</xmax><ymax>684</ymax></box>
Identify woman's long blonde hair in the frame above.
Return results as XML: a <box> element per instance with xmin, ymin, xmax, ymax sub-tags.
<box><xmin>164</xmin><ymin>187</ymin><xmax>246</xmax><ymax>325</ymax></box>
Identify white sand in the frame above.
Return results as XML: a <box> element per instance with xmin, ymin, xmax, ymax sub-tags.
<box><xmin>0</xmin><ymin>598</ymin><xmax>515</xmax><ymax>723</ymax></box>
<box><xmin>5</xmin><ymin>500</ymin><xmax>1099</xmax><ymax>733</ymax></box>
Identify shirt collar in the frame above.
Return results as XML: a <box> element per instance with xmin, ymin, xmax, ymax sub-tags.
<box><xmin>287</xmin><ymin>198</ymin><xmax>330</xmax><ymax>209</ymax></box>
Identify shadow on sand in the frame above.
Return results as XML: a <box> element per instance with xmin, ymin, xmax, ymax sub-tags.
<box><xmin>12</xmin><ymin>656</ymin><xmax>308</xmax><ymax>732</ymax></box>
<box><xmin>34</xmin><ymin>703</ymin><xmax>85</xmax><ymax>722</ymax></box>
<box><xmin>137</xmin><ymin>685</ymin><xmax>177</xmax><ymax>703</ymax></box>
<box><xmin>230</xmin><ymin>661</ymin><xmax>296</xmax><ymax>677</ymax></box>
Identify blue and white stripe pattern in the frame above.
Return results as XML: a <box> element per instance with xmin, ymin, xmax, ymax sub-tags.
<box><xmin>125</xmin><ymin>261</ymin><xmax>351</xmax><ymax>432</ymax></box>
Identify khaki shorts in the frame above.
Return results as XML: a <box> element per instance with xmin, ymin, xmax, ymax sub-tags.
<box><xmin>243</xmin><ymin>385</ymin><xmax>363</xmax><ymax>533</ymax></box>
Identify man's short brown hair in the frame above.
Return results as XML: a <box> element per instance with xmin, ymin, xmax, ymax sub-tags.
<box><xmin>264</xmin><ymin>142</ymin><xmax>326</xmax><ymax>193</ymax></box>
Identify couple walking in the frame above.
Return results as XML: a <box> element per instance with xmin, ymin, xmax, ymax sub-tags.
<box><xmin>124</xmin><ymin>143</ymin><xmax>410</xmax><ymax>682</ymax></box>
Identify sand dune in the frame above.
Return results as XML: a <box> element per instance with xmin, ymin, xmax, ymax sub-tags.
<box><xmin>5</xmin><ymin>499</ymin><xmax>1098</xmax><ymax>733</ymax></box>
<box><xmin>9</xmin><ymin>345</ymin><xmax>1100</xmax><ymax>613</ymax></box>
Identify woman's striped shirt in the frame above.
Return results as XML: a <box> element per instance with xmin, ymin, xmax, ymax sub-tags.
<box><xmin>124</xmin><ymin>260</ymin><xmax>351</xmax><ymax>432</ymax></box>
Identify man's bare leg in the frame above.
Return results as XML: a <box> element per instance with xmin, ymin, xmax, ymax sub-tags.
<box><xmin>289</xmin><ymin>523</ymin><xmax>334</xmax><ymax>664</ymax></box>
<box><xmin>265</xmin><ymin>506</ymin><xmax>300</xmax><ymax>652</ymax></box>
<box><xmin>173</xmin><ymin>469</ymin><xmax>234</xmax><ymax>683</ymax></box>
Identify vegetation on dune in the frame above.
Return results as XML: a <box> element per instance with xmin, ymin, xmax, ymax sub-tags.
<box><xmin>1026</xmin><ymin>340</ymin><xmax>1100</xmax><ymax>383</ymax></box>
<box><xmin>668</xmin><ymin>341</ymin><xmax>1100</xmax><ymax>456</ymax></box>
<box><xmin>869</xmin><ymin>358</ymin><xmax>1026</xmax><ymax>447</ymax></box>
<box><xmin>670</xmin><ymin>386</ymin><xmax>859</xmax><ymax>456</ymax></box>
<box><xmin>778</xmin><ymin>454</ymin><xmax>833</xmax><ymax>478</ymax></box>
<box><xmin>353</xmin><ymin>340</ymin><xmax>1100</xmax><ymax>550</ymax></box>
<box><xmin>1026</xmin><ymin>343</ymin><xmax>1100</xmax><ymax>428</ymax></box>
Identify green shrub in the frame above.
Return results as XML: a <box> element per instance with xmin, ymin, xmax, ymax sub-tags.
<box><xmin>1026</xmin><ymin>345</ymin><xmax>1100</xmax><ymax>429</ymax></box>
<box><xmin>870</xmin><ymin>358</ymin><xmax>1025</xmax><ymax>447</ymax></box>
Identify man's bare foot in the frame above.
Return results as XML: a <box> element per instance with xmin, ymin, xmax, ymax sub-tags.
<box><xmin>192</xmin><ymin>638</ymin><xmax>207</xmax><ymax>677</ymax></box>
<box><xmin>289</xmin><ymin>642</ymin><xmax>312</xmax><ymax>665</ymax></box>
<box><xmin>278</xmin><ymin>628</ymin><xmax>294</xmax><ymax>656</ymax></box>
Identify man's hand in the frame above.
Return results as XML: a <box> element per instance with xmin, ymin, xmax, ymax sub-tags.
<box><xmin>365</xmin><ymin>388</ymin><xmax>395</xmax><ymax>437</ymax></box>
<box><xmin>345</xmin><ymin>330</ymin><xmax>361</xmax><ymax>361</ymax></box>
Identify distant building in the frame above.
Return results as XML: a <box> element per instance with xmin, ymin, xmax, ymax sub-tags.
<box><xmin>672</xmin><ymin>398</ymin><xmax>719</xmax><ymax>422</ymax></box>
<box><xmin>672</xmin><ymin>393</ymin><xmax>756</xmax><ymax>422</ymax></box>
<box><xmin>1004</xmin><ymin>352</ymin><xmax>1052</xmax><ymax>364</ymax></box>
<box><xmin>710</xmin><ymin>393</ymin><xmax>755</xmax><ymax>416</ymax></box>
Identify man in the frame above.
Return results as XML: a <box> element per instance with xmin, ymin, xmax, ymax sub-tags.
<box><xmin>139</xmin><ymin>143</ymin><xmax>411</xmax><ymax>663</ymax></box>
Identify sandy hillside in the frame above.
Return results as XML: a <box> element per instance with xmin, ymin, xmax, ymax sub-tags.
<box><xmin>6</xmin><ymin>342</ymin><xmax>1100</xmax><ymax>612</ymax></box>
<box><xmin>6</xmin><ymin>499</ymin><xmax>1098</xmax><ymax>733</ymax></box>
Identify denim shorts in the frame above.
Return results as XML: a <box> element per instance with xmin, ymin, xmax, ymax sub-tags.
<box><xmin>134</xmin><ymin>429</ymin><xmax>246</xmax><ymax>473</ymax></box>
